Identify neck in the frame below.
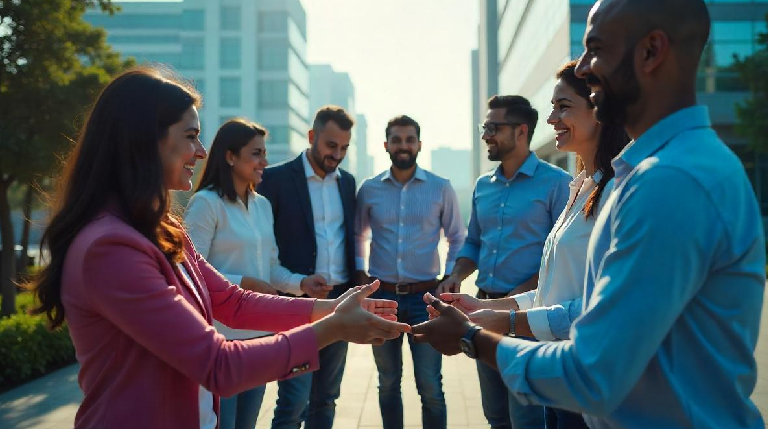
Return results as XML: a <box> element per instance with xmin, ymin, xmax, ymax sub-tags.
<box><xmin>305</xmin><ymin>149</ymin><xmax>327</xmax><ymax>179</ymax></box>
<box><xmin>390</xmin><ymin>165</ymin><xmax>417</xmax><ymax>184</ymax></box>
<box><xmin>500</xmin><ymin>149</ymin><xmax>530</xmax><ymax>180</ymax></box>
<box><xmin>624</xmin><ymin>88</ymin><xmax>696</xmax><ymax>140</ymax></box>
<box><xmin>578</xmin><ymin>145</ymin><xmax>598</xmax><ymax>178</ymax></box>
<box><xmin>232</xmin><ymin>176</ymin><xmax>249</xmax><ymax>205</ymax></box>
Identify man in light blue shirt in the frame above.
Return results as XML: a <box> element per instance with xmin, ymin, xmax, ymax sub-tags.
<box><xmin>439</xmin><ymin>96</ymin><xmax>570</xmax><ymax>429</ymax></box>
<box><xmin>412</xmin><ymin>1</ymin><xmax>765</xmax><ymax>428</ymax></box>
<box><xmin>354</xmin><ymin>115</ymin><xmax>465</xmax><ymax>429</ymax></box>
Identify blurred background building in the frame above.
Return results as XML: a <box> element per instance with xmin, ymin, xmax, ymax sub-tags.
<box><xmin>431</xmin><ymin>148</ymin><xmax>473</xmax><ymax>223</ymax></box>
<box><xmin>85</xmin><ymin>0</ymin><xmax>310</xmax><ymax>164</ymax></box>
<box><xmin>472</xmin><ymin>0</ymin><xmax>768</xmax><ymax>217</ymax></box>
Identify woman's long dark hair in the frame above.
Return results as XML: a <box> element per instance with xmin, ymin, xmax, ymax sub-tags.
<box><xmin>556</xmin><ymin>60</ymin><xmax>630</xmax><ymax>218</ymax></box>
<box><xmin>195</xmin><ymin>118</ymin><xmax>267</xmax><ymax>202</ymax></box>
<box><xmin>29</xmin><ymin>66</ymin><xmax>201</xmax><ymax>329</ymax></box>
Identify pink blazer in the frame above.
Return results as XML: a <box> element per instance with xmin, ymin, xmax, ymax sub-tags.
<box><xmin>61</xmin><ymin>208</ymin><xmax>320</xmax><ymax>428</ymax></box>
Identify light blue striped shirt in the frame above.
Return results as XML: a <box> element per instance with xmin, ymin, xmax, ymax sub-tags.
<box><xmin>496</xmin><ymin>106</ymin><xmax>766</xmax><ymax>428</ymax></box>
<box><xmin>354</xmin><ymin>166</ymin><xmax>465</xmax><ymax>283</ymax></box>
<box><xmin>457</xmin><ymin>152</ymin><xmax>571</xmax><ymax>294</ymax></box>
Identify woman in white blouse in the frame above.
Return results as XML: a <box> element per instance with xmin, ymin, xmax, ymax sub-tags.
<box><xmin>184</xmin><ymin>118</ymin><xmax>329</xmax><ymax>429</ymax></box>
<box><xmin>440</xmin><ymin>60</ymin><xmax>629</xmax><ymax>429</ymax></box>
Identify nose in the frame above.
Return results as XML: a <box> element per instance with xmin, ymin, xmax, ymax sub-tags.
<box><xmin>575</xmin><ymin>52</ymin><xmax>590</xmax><ymax>79</ymax></box>
<box><xmin>547</xmin><ymin>109</ymin><xmax>559</xmax><ymax>125</ymax></box>
<box><xmin>195</xmin><ymin>139</ymin><xmax>207</xmax><ymax>159</ymax></box>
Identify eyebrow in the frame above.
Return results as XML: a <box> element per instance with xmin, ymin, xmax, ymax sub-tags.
<box><xmin>554</xmin><ymin>97</ymin><xmax>573</xmax><ymax>104</ymax></box>
<box><xmin>184</xmin><ymin>127</ymin><xmax>200</xmax><ymax>134</ymax></box>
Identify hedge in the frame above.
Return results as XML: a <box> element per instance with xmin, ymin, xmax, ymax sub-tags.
<box><xmin>0</xmin><ymin>293</ymin><xmax>76</xmax><ymax>389</ymax></box>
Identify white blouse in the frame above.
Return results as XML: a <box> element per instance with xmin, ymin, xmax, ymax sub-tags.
<box><xmin>512</xmin><ymin>170</ymin><xmax>614</xmax><ymax>341</ymax></box>
<box><xmin>184</xmin><ymin>188</ymin><xmax>305</xmax><ymax>339</ymax></box>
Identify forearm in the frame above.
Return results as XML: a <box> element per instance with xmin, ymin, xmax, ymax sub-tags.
<box><xmin>487</xmin><ymin>297</ymin><xmax>520</xmax><ymax>311</ymax></box>
<box><xmin>474</xmin><ymin>329</ymin><xmax>503</xmax><ymax>370</ymax></box>
<box><xmin>513</xmin><ymin>311</ymin><xmax>534</xmax><ymax>337</ymax></box>
<box><xmin>310</xmin><ymin>299</ymin><xmax>336</xmax><ymax>322</ymax></box>
<box><xmin>449</xmin><ymin>257</ymin><xmax>478</xmax><ymax>282</ymax></box>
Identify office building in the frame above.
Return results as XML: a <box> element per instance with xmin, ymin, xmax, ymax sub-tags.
<box><xmin>85</xmin><ymin>0</ymin><xmax>310</xmax><ymax>164</ymax></box>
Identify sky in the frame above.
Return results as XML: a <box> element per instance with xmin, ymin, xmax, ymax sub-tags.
<box><xmin>302</xmin><ymin>0</ymin><xmax>479</xmax><ymax>172</ymax></box>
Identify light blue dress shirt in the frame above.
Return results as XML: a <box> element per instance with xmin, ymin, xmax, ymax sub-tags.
<box><xmin>457</xmin><ymin>152</ymin><xmax>571</xmax><ymax>294</ymax></box>
<box><xmin>355</xmin><ymin>166</ymin><xmax>466</xmax><ymax>283</ymax></box>
<box><xmin>496</xmin><ymin>106</ymin><xmax>766</xmax><ymax>428</ymax></box>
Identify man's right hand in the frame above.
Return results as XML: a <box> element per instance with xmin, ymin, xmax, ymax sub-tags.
<box><xmin>436</xmin><ymin>274</ymin><xmax>461</xmax><ymax>295</ymax></box>
<box><xmin>439</xmin><ymin>293</ymin><xmax>487</xmax><ymax>314</ymax></box>
<box><xmin>301</xmin><ymin>274</ymin><xmax>333</xmax><ymax>299</ymax></box>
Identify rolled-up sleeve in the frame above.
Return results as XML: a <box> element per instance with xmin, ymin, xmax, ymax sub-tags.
<box><xmin>456</xmin><ymin>186</ymin><xmax>481</xmax><ymax>263</ymax></box>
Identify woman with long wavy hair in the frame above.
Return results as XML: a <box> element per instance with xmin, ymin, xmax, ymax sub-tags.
<box><xmin>438</xmin><ymin>60</ymin><xmax>630</xmax><ymax>429</ymax></box>
<box><xmin>27</xmin><ymin>66</ymin><xmax>408</xmax><ymax>429</ymax></box>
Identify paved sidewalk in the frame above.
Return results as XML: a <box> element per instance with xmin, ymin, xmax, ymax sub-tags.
<box><xmin>2</xmin><ymin>292</ymin><xmax>767</xmax><ymax>428</ymax></box>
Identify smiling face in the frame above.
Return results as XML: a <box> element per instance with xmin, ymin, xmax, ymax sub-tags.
<box><xmin>481</xmin><ymin>108</ymin><xmax>518</xmax><ymax>161</ymax></box>
<box><xmin>547</xmin><ymin>79</ymin><xmax>600</xmax><ymax>156</ymax></box>
<box><xmin>385</xmin><ymin>125</ymin><xmax>421</xmax><ymax>170</ymax></box>
<box><xmin>576</xmin><ymin>0</ymin><xmax>641</xmax><ymax>126</ymax></box>
<box><xmin>227</xmin><ymin>135</ymin><xmax>268</xmax><ymax>188</ymax></box>
<box><xmin>158</xmin><ymin>106</ymin><xmax>206</xmax><ymax>192</ymax></box>
<box><xmin>308</xmin><ymin>120</ymin><xmax>351</xmax><ymax>176</ymax></box>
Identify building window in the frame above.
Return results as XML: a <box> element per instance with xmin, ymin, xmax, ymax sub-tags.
<box><xmin>259</xmin><ymin>41</ymin><xmax>289</xmax><ymax>71</ymax></box>
<box><xmin>86</xmin><ymin>13</ymin><xmax>181</xmax><ymax>30</ymax></box>
<box><xmin>220</xmin><ymin>37</ymin><xmax>241</xmax><ymax>69</ymax></box>
<box><xmin>259</xmin><ymin>11</ymin><xmax>289</xmax><ymax>33</ymax></box>
<box><xmin>182</xmin><ymin>9</ymin><xmax>205</xmax><ymax>31</ymax></box>
<box><xmin>220</xmin><ymin>77</ymin><xmax>241</xmax><ymax>108</ymax></box>
<box><xmin>180</xmin><ymin>37</ymin><xmax>205</xmax><ymax>70</ymax></box>
<box><xmin>220</xmin><ymin>6</ymin><xmax>241</xmax><ymax>31</ymax></box>
<box><xmin>258</xmin><ymin>80</ymin><xmax>288</xmax><ymax>107</ymax></box>
<box><xmin>108</xmin><ymin>34</ymin><xmax>181</xmax><ymax>44</ymax></box>
<box><xmin>266</xmin><ymin>125</ymin><xmax>290</xmax><ymax>145</ymax></box>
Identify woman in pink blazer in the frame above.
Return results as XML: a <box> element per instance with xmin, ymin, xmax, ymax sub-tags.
<box><xmin>27</xmin><ymin>66</ymin><xmax>409</xmax><ymax>429</ymax></box>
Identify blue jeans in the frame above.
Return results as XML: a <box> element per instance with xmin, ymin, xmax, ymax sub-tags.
<box><xmin>219</xmin><ymin>385</ymin><xmax>266</xmax><ymax>429</ymax></box>
<box><xmin>271</xmin><ymin>285</ymin><xmax>349</xmax><ymax>429</ymax></box>
<box><xmin>544</xmin><ymin>407</ymin><xmax>589</xmax><ymax>429</ymax></box>
<box><xmin>372</xmin><ymin>287</ymin><xmax>446</xmax><ymax>429</ymax></box>
<box><xmin>476</xmin><ymin>360</ymin><xmax>544</xmax><ymax>429</ymax></box>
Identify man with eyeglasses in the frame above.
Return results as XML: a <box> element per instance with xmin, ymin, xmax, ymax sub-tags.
<box><xmin>437</xmin><ymin>95</ymin><xmax>570</xmax><ymax>429</ymax></box>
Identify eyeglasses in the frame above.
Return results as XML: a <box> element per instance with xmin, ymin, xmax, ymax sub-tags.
<box><xmin>478</xmin><ymin>121</ymin><xmax>521</xmax><ymax>136</ymax></box>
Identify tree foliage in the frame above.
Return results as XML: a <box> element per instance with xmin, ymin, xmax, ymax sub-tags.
<box><xmin>0</xmin><ymin>0</ymin><xmax>133</xmax><ymax>317</ymax></box>
<box><xmin>734</xmin><ymin>14</ymin><xmax>768</xmax><ymax>152</ymax></box>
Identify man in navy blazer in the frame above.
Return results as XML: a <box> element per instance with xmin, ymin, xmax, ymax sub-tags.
<box><xmin>258</xmin><ymin>105</ymin><xmax>357</xmax><ymax>429</ymax></box>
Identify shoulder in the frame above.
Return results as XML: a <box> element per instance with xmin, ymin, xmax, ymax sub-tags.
<box><xmin>535</xmin><ymin>159</ymin><xmax>571</xmax><ymax>181</ymax></box>
<box><xmin>475</xmin><ymin>169</ymin><xmax>496</xmax><ymax>186</ymax></box>
<box><xmin>188</xmin><ymin>189</ymin><xmax>220</xmax><ymax>206</ymax></box>
<box><xmin>264</xmin><ymin>156</ymin><xmax>300</xmax><ymax>176</ymax></box>
<box><xmin>69</xmin><ymin>214</ymin><xmax>157</xmax><ymax>263</ymax></box>
<box><xmin>420</xmin><ymin>168</ymin><xmax>450</xmax><ymax>185</ymax></box>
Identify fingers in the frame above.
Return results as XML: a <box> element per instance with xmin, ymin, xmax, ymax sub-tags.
<box><xmin>367</xmin><ymin>298</ymin><xmax>397</xmax><ymax>308</ymax></box>
<box><xmin>369</xmin><ymin>314</ymin><xmax>411</xmax><ymax>334</ymax></box>
<box><xmin>453</xmin><ymin>302</ymin><xmax>471</xmax><ymax>314</ymax></box>
<box><xmin>423</xmin><ymin>292</ymin><xmax>451</xmax><ymax>313</ymax></box>
<box><xmin>439</xmin><ymin>292</ymin><xmax>465</xmax><ymax>303</ymax></box>
<box><xmin>426</xmin><ymin>305</ymin><xmax>440</xmax><ymax>319</ymax></box>
<box><xmin>354</xmin><ymin>279</ymin><xmax>380</xmax><ymax>301</ymax></box>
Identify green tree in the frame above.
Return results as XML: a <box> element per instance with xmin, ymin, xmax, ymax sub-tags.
<box><xmin>0</xmin><ymin>0</ymin><xmax>133</xmax><ymax>317</ymax></box>
<box><xmin>734</xmin><ymin>14</ymin><xmax>768</xmax><ymax>152</ymax></box>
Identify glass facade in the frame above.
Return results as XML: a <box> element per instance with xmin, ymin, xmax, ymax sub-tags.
<box><xmin>220</xmin><ymin>77</ymin><xmax>241</xmax><ymax>108</ymax></box>
<box><xmin>220</xmin><ymin>37</ymin><xmax>241</xmax><ymax>69</ymax></box>
<box><xmin>180</xmin><ymin>36</ymin><xmax>204</xmax><ymax>70</ymax></box>
<box><xmin>220</xmin><ymin>6</ymin><xmax>241</xmax><ymax>31</ymax></box>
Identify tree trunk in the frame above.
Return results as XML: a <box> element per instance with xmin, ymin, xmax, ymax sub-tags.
<box><xmin>0</xmin><ymin>175</ymin><xmax>17</xmax><ymax>317</ymax></box>
<box><xmin>17</xmin><ymin>183</ymin><xmax>33</xmax><ymax>281</ymax></box>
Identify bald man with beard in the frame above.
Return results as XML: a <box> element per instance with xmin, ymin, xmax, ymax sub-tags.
<box><xmin>411</xmin><ymin>1</ymin><xmax>766</xmax><ymax>428</ymax></box>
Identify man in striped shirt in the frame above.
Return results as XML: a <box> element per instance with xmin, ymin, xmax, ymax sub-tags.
<box><xmin>354</xmin><ymin>115</ymin><xmax>466</xmax><ymax>429</ymax></box>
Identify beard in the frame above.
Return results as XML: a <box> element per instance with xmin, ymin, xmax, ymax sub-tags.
<box><xmin>311</xmin><ymin>143</ymin><xmax>341</xmax><ymax>174</ymax></box>
<box><xmin>390</xmin><ymin>150</ymin><xmax>418</xmax><ymax>170</ymax></box>
<box><xmin>486</xmin><ymin>138</ymin><xmax>514</xmax><ymax>161</ymax></box>
<box><xmin>588</xmin><ymin>48</ymin><xmax>641</xmax><ymax>126</ymax></box>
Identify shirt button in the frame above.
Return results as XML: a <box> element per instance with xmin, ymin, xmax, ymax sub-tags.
<box><xmin>501</xmin><ymin>203</ymin><xmax>505</xmax><ymax>207</ymax></box>
<box><xmin>506</xmin><ymin>183</ymin><xmax>510</xmax><ymax>187</ymax></box>
<box><xmin>497</xmin><ymin>226</ymin><xmax>501</xmax><ymax>230</ymax></box>
<box><xmin>400</xmin><ymin>222</ymin><xmax>404</xmax><ymax>226</ymax></box>
<box><xmin>492</xmin><ymin>250</ymin><xmax>497</xmax><ymax>254</ymax></box>
<box><xmin>489</xmin><ymin>273</ymin><xmax>494</xmax><ymax>277</ymax></box>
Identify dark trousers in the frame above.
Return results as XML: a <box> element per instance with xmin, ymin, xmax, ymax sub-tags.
<box><xmin>544</xmin><ymin>407</ymin><xmax>589</xmax><ymax>429</ymax></box>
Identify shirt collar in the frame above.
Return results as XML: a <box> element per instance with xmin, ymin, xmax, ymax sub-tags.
<box><xmin>381</xmin><ymin>165</ymin><xmax>427</xmax><ymax>183</ymax></box>
<box><xmin>612</xmin><ymin>106</ymin><xmax>710</xmax><ymax>184</ymax></box>
<box><xmin>492</xmin><ymin>151</ymin><xmax>539</xmax><ymax>183</ymax></box>
<box><xmin>302</xmin><ymin>150</ymin><xmax>339</xmax><ymax>180</ymax></box>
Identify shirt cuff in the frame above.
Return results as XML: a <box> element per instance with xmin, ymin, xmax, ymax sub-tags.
<box><xmin>496</xmin><ymin>337</ymin><xmax>537</xmax><ymax>404</ymax></box>
<box><xmin>526</xmin><ymin>307</ymin><xmax>556</xmax><ymax>341</ymax></box>
<box><xmin>279</xmin><ymin>273</ymin><xmax>305</xmax><ymax>296</ymax></box>
<box><xmin>445</xmin><ymin>261</ymin><xmax>455</xmax><ymax>276</ymax></box>
<box><xmin>456</xmin><ymin>244</ymin><xmax>480</xmax><ymax>263</ymax></box>
<box><xmin>512</xmin><ymin>292</ymin><xmax>534</xmax><ymax>310</ymax></box>
<box><xmin>355</xmin><ymin>257</ymin><xmax>366</xmax><ymax>271</ymax></box>
<box><xmin>278</xmin><ymin>325</ymin><xmax>320</xmax><ymax>380</ymax></box>
<box><xmin>224</xmin><ymin>274</ymin><xmax>243</xmax><ymax>288</ymax></box>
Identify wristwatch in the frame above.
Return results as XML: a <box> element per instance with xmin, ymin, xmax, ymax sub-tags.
<box><xmin>508</xmin><ymin>311</ymin><xmax>516</xmax><ymax>337</ymax></box>
<box><xmin>459</xmin><ymin>325</ymin><xmax>483</xmax><ymax>359</ymax></box>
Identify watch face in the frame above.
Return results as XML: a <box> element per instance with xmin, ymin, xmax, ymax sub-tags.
<box><xmin>459</xmin><ymin>337</ymin><xmax>475</xmax><ymax>358</ymax></box>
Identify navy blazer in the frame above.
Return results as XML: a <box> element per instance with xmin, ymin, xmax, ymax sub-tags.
<box><xmin>257</xmin><ymin>153</ymin><xmax>357</xmax><ymax>288</ymax></box>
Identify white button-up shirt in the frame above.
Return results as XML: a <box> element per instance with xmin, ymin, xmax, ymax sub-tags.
<box><xmin>184</xmin><ymin>189</ymin><xmax>305</xmax><ymax>340</ymax></box>
<box><xmin>302</xmin><ymin>151</ymin><xmax>348</xmax><ymax>286</ymax></box>
<box><xmin>512</xmin><ymin>170</ymin><xmax>613</xmax><ymax>341</ymax></box>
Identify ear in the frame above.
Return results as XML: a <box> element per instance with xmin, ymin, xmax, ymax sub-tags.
<box><xmin>639</xmin><ymin>30</ymin><xmax>669</xmax><ymax>74</ymax></box>
<box><xmin>517</xmin><ymin>124</ymin><xmax>529</xmax><ymax>144</ymax></box>
<box><xmin>383</xmin><ymin>141</ymin><xmax>390</xmax><ymax>152</ymax></box>
<box><xmin>416</xmin><ymin>140</ymin><xmax>422</xmax><ymax>154</ymax></box>
<box><xmin>225</xmin><ymin>150</ymin><xmax>236</xmax><ymax>166</ymax></box>
<box><xmin>308</xmin><ymin>129</ymin><xmax>315</xmax><ymax>146</ymax></box>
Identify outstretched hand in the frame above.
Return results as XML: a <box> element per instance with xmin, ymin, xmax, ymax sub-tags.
<box><xmin>412</xmin><ymin>292</ymin><xmax>473</xmax><ymax>356</ymax></box>
<box><xmin>327</xmin><ymin>281</ymin><xmax>410</xmax><ymax>345</ymax></box>
<box><xmin>439</xmin><ymin>292</ymin><xmax>488</xmax><ymax>314</ymax></box>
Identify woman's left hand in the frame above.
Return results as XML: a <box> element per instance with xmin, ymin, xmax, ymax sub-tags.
<box><xmin>334</xmin><ymin>280</ymin><xmax>399</xmax><ymax>321</ymax></box>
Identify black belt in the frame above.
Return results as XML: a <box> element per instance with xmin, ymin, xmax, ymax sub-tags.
<box><xmin>476</xmin><ymin>289</ymin><xmax>508</xmax><ymax>300</ymax></box>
